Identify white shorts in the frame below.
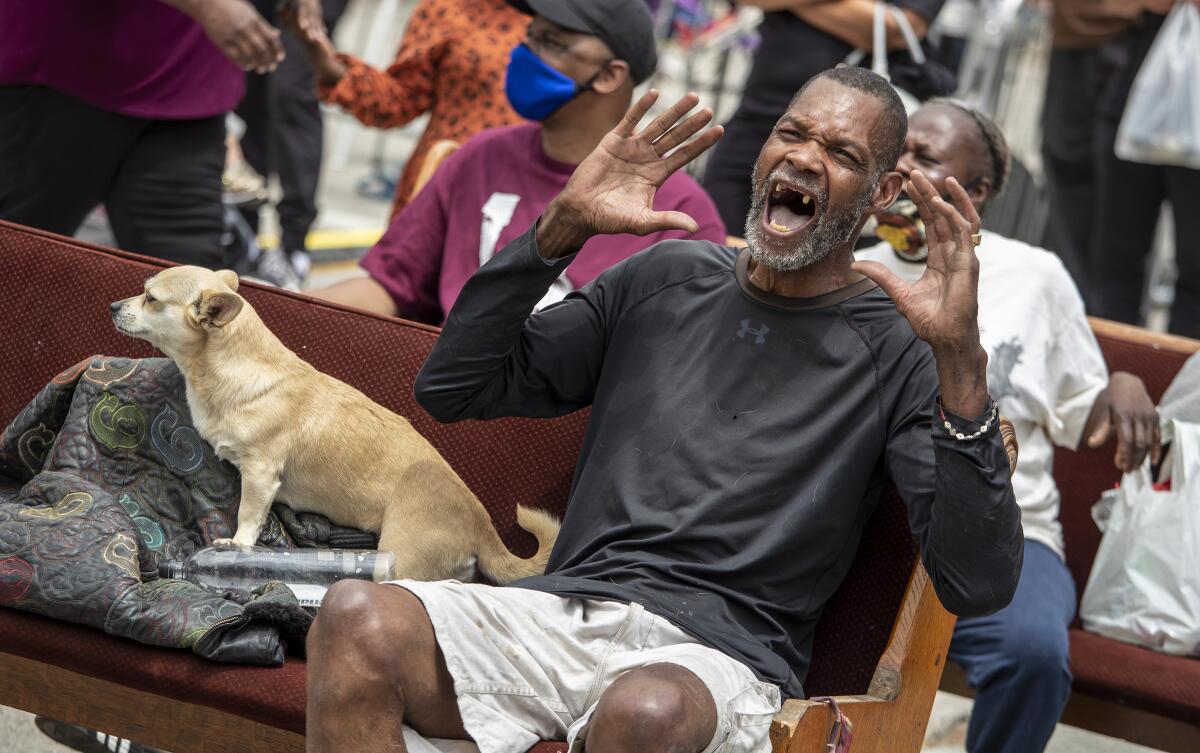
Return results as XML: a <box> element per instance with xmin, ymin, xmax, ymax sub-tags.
<box><xmin>388</xmin><ymin>580</ymin><xmax>781</xmax><ymax>753</ymax></box>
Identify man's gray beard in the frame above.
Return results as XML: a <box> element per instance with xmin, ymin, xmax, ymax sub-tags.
<box><xmin>743</xmin><ymin>167</ymin><xmax>878</xmax><ymax>272</ymax></box>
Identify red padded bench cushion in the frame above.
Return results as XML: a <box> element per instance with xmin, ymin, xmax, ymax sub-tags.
<box><xmin>1070</xmin><ymin>628</ymin><xmax>1200</xmax><ymax>726</ymax></box>
<box><xmin>1</xmin><ymin>607</ymin><xmax>307</xmax><ymax>734</ymax></box>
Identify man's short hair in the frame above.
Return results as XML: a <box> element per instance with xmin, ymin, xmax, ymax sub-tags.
<box><xmin>791</xmin><ymin>66</ymin><xmax>907</xmax><ymax>173</ymax></box>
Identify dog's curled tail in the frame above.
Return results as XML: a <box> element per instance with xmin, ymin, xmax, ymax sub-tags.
<box><xmin>477</xmin><ymin>505</ymin><xmax>561</xmax><ymax>585</ymax></box>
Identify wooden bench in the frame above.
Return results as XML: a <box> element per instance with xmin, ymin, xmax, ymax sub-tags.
<box><xmin>0</xmin><ymin>220</ymin><xmax>998</xmax><ymax>752</ymax></box>
<box><xmin>940</xmin><ymin>319</ymin><xmax>1200</xmax><ymax>752</ymax></box>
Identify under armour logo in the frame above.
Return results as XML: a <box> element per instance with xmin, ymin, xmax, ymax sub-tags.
<box><xmin>737</xmin><ymin>319</ymin><xmax>770</xmax><ymax>344</ymax></box>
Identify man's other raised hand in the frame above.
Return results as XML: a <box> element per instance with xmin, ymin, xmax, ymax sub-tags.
<box><xmin>536</xmin><ymin>91</ymin><xmax>724</xmax><ymax>260</ymax></box>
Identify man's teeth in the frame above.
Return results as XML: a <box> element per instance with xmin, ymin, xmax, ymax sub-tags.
<box><xmin>770</xmin><ymin>221</ymin><xmax>790</xmax><ymax>232</ymax></box>
<box><xmin>770</xmin><ymin>184</ymin><xmax>812</xmax><ymax>204</ymax></box>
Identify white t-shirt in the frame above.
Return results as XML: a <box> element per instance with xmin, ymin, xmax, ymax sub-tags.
<box><xmin>856</xmin><ymin>233</ymin><xmax>1108</xmax><ymax>558</ymax></box>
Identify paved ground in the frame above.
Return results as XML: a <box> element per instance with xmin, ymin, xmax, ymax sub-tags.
<box><xmin>2</xmin><ymin>711</ymin><xmax>76</xmax><ymax>753</ymax></box>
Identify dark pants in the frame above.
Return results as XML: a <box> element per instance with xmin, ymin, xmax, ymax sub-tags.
<box><xmin>702</xmin><ymin>109</ymin><xmax>779</xmax><ymax>237</ymax></box>
<box><xmin>237</xmin><ymin>0</ymin><xmax>348</xmax><ymax>253</ymax></box>
<box><xmin>949</xmin><ymin>539</ymin><xmax>1076</xmax><ymax>753</ymax></box>
<box><xmin>1091</xmin><ymin>120</ymin><xmax>1200</xmax><ymax>338</ymax></box>
<box><xmin>1040</xmin><ymin>47</ymin><xmax>1115</xmax><ymax>290</ymax></box>
<box><xmin>0</xmin><ymin>86</ymin><xmax>225</xmax><ymax>268</ymax></box>
<box><xmin>1073</xmin><ymin>13</ymin><xmax>1200</xmax><ymax>338</ymax></box>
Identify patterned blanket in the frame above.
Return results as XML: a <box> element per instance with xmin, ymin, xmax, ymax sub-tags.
<box><xmin>0</xmin><ymin>356</ymin><xmax>331</xmax><ymax>664</ymax></box>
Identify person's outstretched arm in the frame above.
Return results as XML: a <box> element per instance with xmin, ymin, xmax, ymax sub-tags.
<box><xmin>284</xmin><ymin>0</ymin><xmax>449</xmax><ymax>128</ymax></box>
<box><xmin>415</xmin><ymin>91</ymin><xmax>723</xmax><ymax>422</ymax></box>
<box><xmin>791</xmin><ymin>0</ymin><xmax>930</xmax><ymax>51</ymax></box>
<box><xmin>309</xmin><ymin>150</ymin><xmax>455</xmax><ymax>323</ymax></box>
<box><xmin>161</xmin><ymin>0</ymin><xmax>283</xmax><ymax>74</ymax></box>
<box><xmin>739</xmin><ymin>0</ymin><xmax>930</xmax><ymax>51</ymax></box>
<box><xmin>308</xmin><ymin>277</ymin><xmax>398</xmax><ymax>317</ymax></box>
<box><xmin>856</xmin><ymin>173</ymin><xmax>1023</xmax><ymax>617</ymax></box>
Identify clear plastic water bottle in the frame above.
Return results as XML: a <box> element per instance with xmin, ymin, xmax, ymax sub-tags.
<box><xmin>159</xmin><ymin>545</ymin><xmax>395</xmax><ymax>607</ymax></box>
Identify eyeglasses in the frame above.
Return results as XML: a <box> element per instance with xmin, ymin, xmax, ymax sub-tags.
<box><xmin>523</xmin><ymin>24</ymin><xmax>613</xmax><ymax>68</ymax></box>
<box><xmin>525</xmin><ymin>26</ymin><xmax>572</xmax><ymax>57</ymax></box>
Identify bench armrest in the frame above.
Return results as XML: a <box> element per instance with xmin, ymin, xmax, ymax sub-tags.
<box><xmin>770</xmin><ymin>563</ymin><xmax>955</xmax><ymax>752</ymax></box>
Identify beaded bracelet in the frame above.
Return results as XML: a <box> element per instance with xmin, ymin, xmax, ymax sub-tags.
<box><xmin>939</xmin><ymin>400</ymin><xmax>999</xmax><ymax>441</ymax></box>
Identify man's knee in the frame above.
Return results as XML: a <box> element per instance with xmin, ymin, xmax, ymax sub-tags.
<box><xmin>308</xmin><ymin>581</ymin><xmax>431</xmax><ymax>673</ymax></box>
<box><xmin>588</xmin><ymin>665</ymin><xmax>717</xmax><ymax>753</ymax></box>
<box><xmin>1000</xmin><ymin>621</ymin><xmax>1070</xmax><ymax>684</ymax></box>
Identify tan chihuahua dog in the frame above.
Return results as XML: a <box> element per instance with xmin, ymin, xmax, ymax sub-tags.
<box><xmin>110</xmin><ymin>266</ymin><xmax>558</xmax><ymax>582</ymax></box>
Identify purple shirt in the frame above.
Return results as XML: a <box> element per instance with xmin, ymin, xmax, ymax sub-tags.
<box><xmin>361</xmin><ymin>122</ymin><xmax>727</xmax><ymax>324</ymax></box>
<box><xmin>0</xmin><ymin>1</ymin><xmax>244</xmax><ymax>119</ymax></box>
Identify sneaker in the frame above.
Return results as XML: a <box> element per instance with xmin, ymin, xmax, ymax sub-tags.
<box><xmin>222</xmin><ymin>159</ymin><xmax>268</xmax><ymax>209</ymax></box>
<box><xmin>250</xmin><ymin>247</ymin><xmax>304</xmax><ymax>291</ymax></box>
<box><xmin>34</xmin><ymin>716</ymin><xmax>166</xmax><ymax>753</ymax></box>
<box><xmin>289</xmin><ymin>249</ymin><xmax>312</xmax><ymax>280</ymax></box>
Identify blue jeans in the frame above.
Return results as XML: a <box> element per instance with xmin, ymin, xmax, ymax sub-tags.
<box><xmin>949</xmin><ymin>539</ymin><xmax>1076</xmax><ymax>753</ymax></box>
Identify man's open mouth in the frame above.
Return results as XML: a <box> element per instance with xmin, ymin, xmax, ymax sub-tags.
<box><xmin>762</xmin><ymin>179</ymin><xmax>820</xmax><ymax>238</ymax></box>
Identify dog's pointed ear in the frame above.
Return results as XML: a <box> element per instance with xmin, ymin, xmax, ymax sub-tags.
<box><xmin>197</xmin><ymin>290</ymin><xmax>244</xmax><ymax>329</ymax></box>
<box><xmin>216</xmin><ymin>269</ymin><xmax>239</xmax><ymax>292</ymax></box>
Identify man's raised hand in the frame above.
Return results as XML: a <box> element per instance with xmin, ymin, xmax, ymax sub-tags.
<box><xmin>853</xmin><ymin>170</ymin><xmax>984</xmax><ymax>351</ymax></box>
<box><xmin>537</xmin><ymin>91</ymin><xmax>724</xmax><ymax>260</ymax></box>
<box><xmin>853</xmin><ymin>170</ymin><xmax>991</xmax><ymax>417</ymax></box>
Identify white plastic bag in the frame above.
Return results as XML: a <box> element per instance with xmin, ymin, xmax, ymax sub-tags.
<box><xmin>843</xmin><ymin>3</ymin><xmax>925</xmax><ymax>114</ymax></box>
<box><xmin>1114</xmin><ymin>2</ymin><xmax>1200</xmax><ymax>169</ymax></box>
<box><xmin>1079</xmin><ymin>419</ymin><xmax>1200</xmax><ymax>656</ymax></box>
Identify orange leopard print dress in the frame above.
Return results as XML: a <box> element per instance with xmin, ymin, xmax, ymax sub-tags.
<box><xmin>318</xmin><ymin>0</ymin><xmax>528</xmax><ymax>217</ymax></box>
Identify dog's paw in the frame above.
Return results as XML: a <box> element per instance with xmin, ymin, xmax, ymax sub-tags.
<box><xmin>211</xmin><ymin>538</ymin><xmax>239</xmax><ymax>550</ymax></box>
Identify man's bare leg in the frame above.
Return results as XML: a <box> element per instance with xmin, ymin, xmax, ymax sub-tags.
<box><xmin>306</xmin><ymin>580</ymin><xmax>468</xmax><ymax>753</ymax></box>
<box><xmin>584</xmin><ymin>664</ymin><xmax>718</xmax><ymax>753</ymax></box>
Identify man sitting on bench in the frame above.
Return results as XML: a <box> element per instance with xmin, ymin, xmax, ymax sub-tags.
<box><xmin>855</xmin><ymin>100</ymin><xmax>1161</xmax><ymax>753</ymax></box>
<box><xmin>305</xmin><ymin>66</ymin><xmax>1024</xmax><ymax>753</ymax></box>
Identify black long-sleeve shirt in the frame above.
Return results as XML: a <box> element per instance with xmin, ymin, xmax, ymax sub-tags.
<box><xmin>415</xmin><ymin>227</ymin><xmax>1023</xmax><ymax>698</ymax></box>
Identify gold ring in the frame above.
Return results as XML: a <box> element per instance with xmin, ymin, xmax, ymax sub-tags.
<box><xmin>970</xmin><ymin>233</ymin><xmax>982</xmax><ymax>247</ymax></box>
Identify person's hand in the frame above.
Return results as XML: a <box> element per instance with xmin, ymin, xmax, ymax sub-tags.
<box><xmin>1085</xmin><ymin>371</ymin><xmax>1162</xmax><ymax>472</ymax></box>
<box><xmin>536</xmin><ymin>91</ymin><xmax>724</xmax><ymax>259</ymax></box>
<box><xmin>279</xmin><ymin>0</ymin><xmax>345</xmax><ymax>84</ymax></box>
<box><xmin>853</xmin><ymin>170</ymin><xmax>989</xmax><ymax>417</ymax></box>
<box><xmin>195</xmin><ymin>0</ymin><xmax>284</xmax><ymax>74</ymax></box>
<box><xmin>281</xmin><ymin>0</ymin><xmax>325</xmax><ymax>42</ymax></box>
<box><xmin>853</xmin><ymin>170</ymin><xmax>983</xmax><ymax>351</ymax></box>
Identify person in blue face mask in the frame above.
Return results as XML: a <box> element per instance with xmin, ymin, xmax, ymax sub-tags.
<box><xmin>502</xmin><ymin>0</ymin><xmax>659</xmax><ymax>158</ymax></box>
<box><xmin>505</xmin><ymin>25</ymin><xmax>611</xmax><ymax>122</ymax></box>
<box><xmin>311</xmin><ymin>0</ymin><xmax>725</xmax><ymax>322</ymax></box>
